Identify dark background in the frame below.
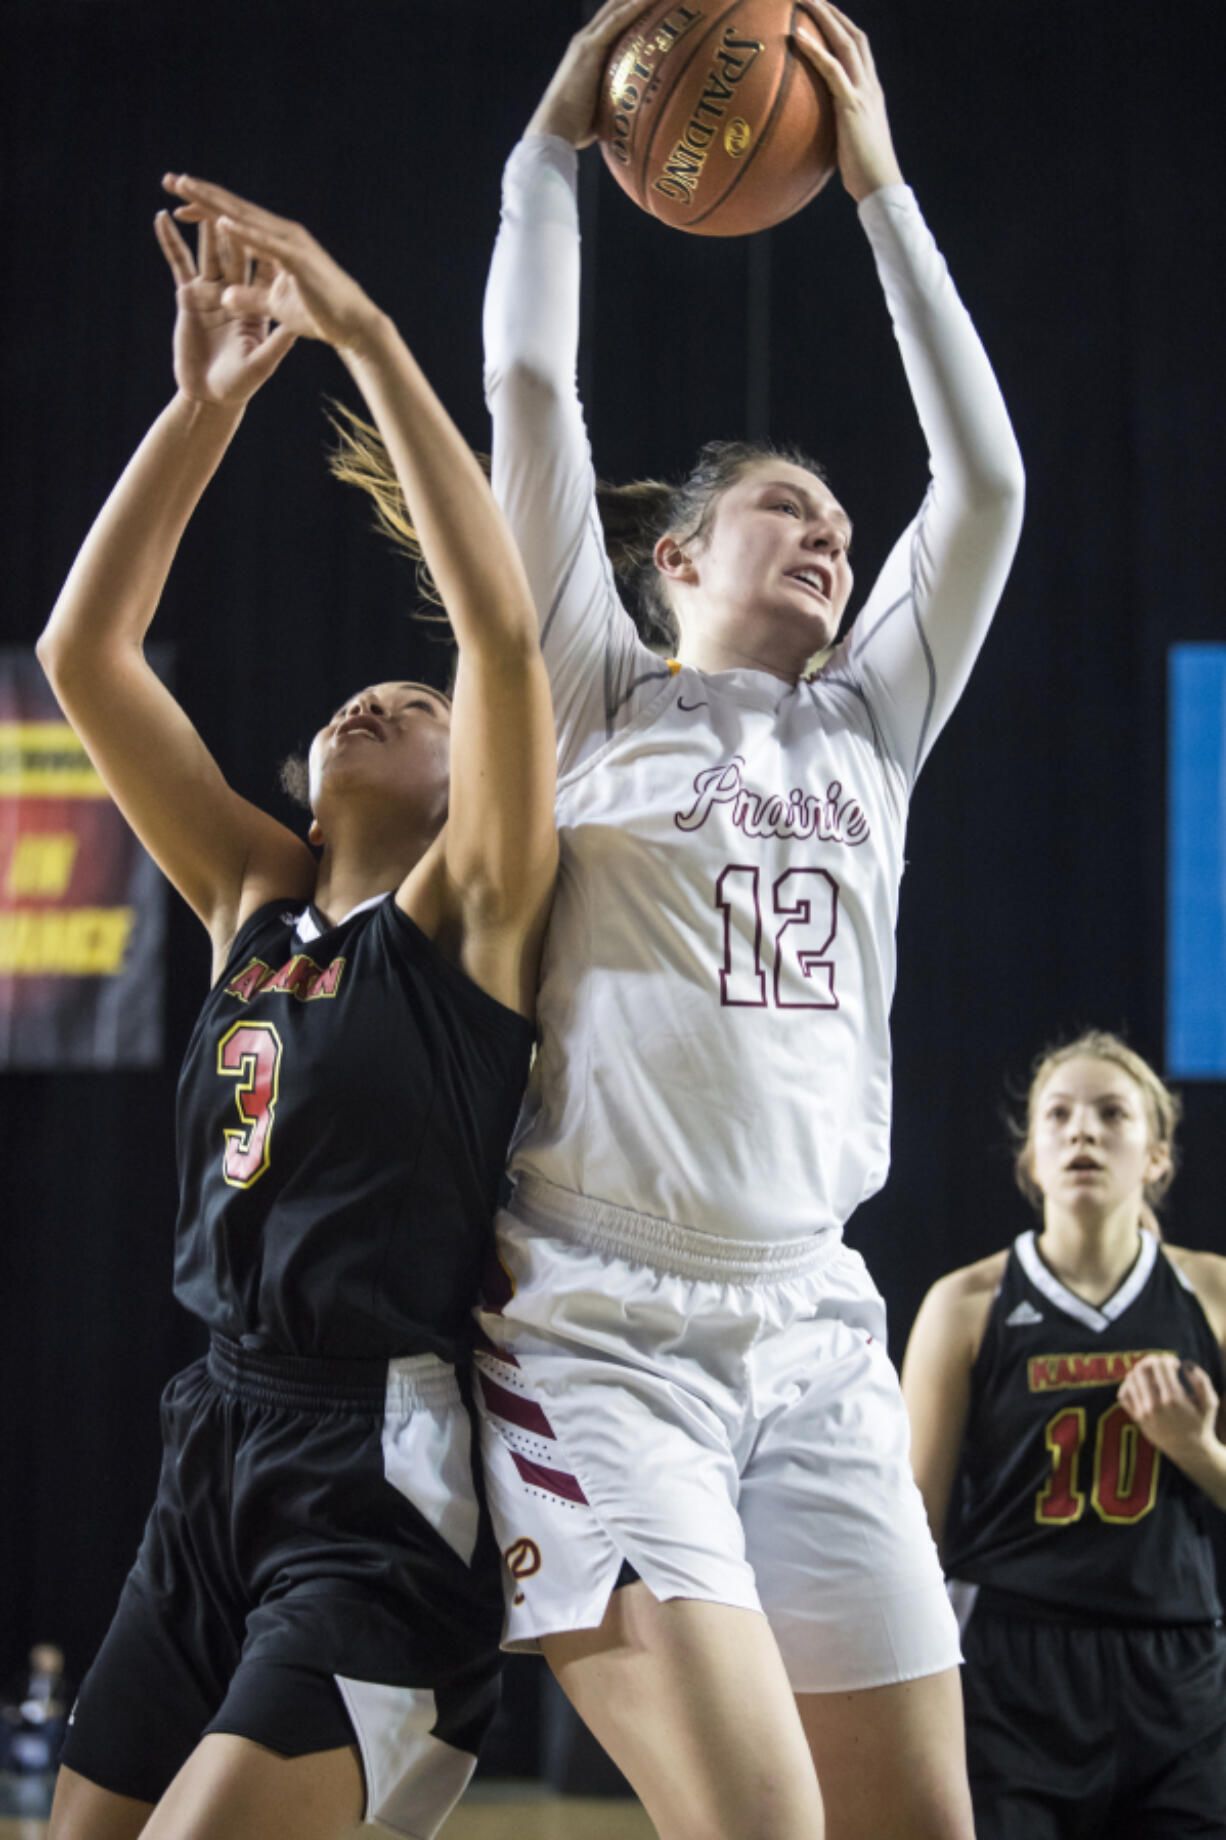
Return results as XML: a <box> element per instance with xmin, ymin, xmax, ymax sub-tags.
<box><xmin>2</xmin><ymin>0</ymin><xmax>1225</xmax><ymax>1741</ymax></box>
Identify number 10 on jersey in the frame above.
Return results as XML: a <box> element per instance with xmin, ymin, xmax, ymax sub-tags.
<box><xmin>715</xmin><ymin>865</ymin><xmax>841</xmax><ymax>1009</ymax></box>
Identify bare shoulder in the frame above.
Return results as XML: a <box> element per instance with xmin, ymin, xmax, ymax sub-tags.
<box><xmin>925</xmin><ymin>1247</ymin><xmax>1010</xmax><ymax>1316</ymax></box>
<box><xmin>908</xmin><ymin>1246</ymin><xmax>1010</xmax><ymax>1365</ymax></box>
<box><xmin>1165</xmin><ymin>1245</ymin><xmax>1226</xmax><ymax>1339</ymax></box>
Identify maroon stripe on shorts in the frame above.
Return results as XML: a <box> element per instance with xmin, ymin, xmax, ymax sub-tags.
<box><xmin>479</xmin><ymin>1371</ymin><xmax>555</xmax><ymax>1439</ymax></box>
<box><xmin>511</xmin><ymin>1450</ymin><xmax>588</xmax><ymax>1505</ymax></box>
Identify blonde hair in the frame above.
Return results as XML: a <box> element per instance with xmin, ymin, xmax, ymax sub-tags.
<box><xmin>1012</xmin><ymin>1030</ymin><xmax>1182</xmax><ymax>1210</ymax></box>
<box><xmin>326</xmin><ymin>402</ymin><xmax>451</xmax><ymax>627</ymax></box>
<box><xmin>325</xmin><ymin>409</ymin><xmax>829</xmax><ymax>652</ymax></box>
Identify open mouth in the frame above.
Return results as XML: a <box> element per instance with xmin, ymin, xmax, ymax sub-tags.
<box><xmin>336</xmin><ymin>714</ymin><xmax>384</xmax><ymax>743</ymax></box>
<box><xmin>1065</xmin><ymin>1158</ymin><xmax>1104</xmax><ymax>1173</ymax></box>
<box><xmin>787</xmin><ymin>568</ymin><xmax>832</xmax><ymax>603</ymax></box>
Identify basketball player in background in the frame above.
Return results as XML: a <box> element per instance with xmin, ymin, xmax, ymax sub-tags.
<box><xmin>903</xmin><ymin>1034</ymin><xmax>1226</xmax><ymax>1838</ymax></box>
<box><xmin>37</xmin><ymin>182</ymin><xmax>555</xmax><ymax>1840</ymax></box>
<box><xmin>467</xmin><ymin>0</ymin><xmax>1022</xmax><ymax>1833</ymax></box>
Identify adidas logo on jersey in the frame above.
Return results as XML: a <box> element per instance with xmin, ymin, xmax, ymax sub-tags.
<box><xmin>1005</xmin><ymin>1301</ymin><xmax>1044</xmax><ymax>1327</ymax></box>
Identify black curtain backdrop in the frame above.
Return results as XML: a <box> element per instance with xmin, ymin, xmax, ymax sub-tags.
<box><xmin>3</xmin><ymin>0</ymin><xmax>1225</xmax><ymax>1705</ymax></box>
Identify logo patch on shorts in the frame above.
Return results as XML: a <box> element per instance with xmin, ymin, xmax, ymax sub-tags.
<box><xmin>505</xmin><ymin>1536</ymin><xmax>542</xmax><ymax>1605</ymax></box>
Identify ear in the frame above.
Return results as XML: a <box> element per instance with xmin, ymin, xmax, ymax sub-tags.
<box><xmin>1020</xmin><ymin>1142</ymin><xmax>1038</xmax><ymax>1197</ymax></box>
<box><xmin>1145</xmin><ymin>1139</ymin><xmax>1172</xmax><ymax>1188</ymax></box>
<box><xmin>653</xmin><ymin>532</ymin><xmax>698</xmax><ymax>584</ymax></box>
<box><xmin>308</xmin><ymin>817</ymin><xmax>324</xmax><ymax>848</ymax></box>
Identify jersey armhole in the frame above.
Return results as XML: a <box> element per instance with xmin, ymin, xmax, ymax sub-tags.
<box><xmin>382</xmin><ymin>900</ymin><xmax>538</xmax><ymax>1048</ymax></box>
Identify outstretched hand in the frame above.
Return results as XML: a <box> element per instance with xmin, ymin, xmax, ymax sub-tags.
<box><xmin>154</xmin><ymin>209</ymin><xmax>298</xmax><ymax>407</ymax></box>
<box><xmin>526</xmin><ymin>0</ymin><xmax>647</xmax><ymax>147</ymax></box>
<box><xmin>791</xmin><ymin>0</ymin><xmax>903</xmax><ymax>203</ymax></box>
<box><xmin>162</xmin><ymin>177</ymin><xmax>385</xmax><ymax>359</ymax></box>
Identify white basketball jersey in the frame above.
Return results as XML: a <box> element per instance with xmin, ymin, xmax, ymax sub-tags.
<box><xmin>485</xmin><ymin>136</ymin><xmax>1023</xmax><ymax>1245</ymax></box>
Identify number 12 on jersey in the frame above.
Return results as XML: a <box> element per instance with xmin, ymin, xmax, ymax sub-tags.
<box><xmin>715</xmin><ymin>865</ymin><xmax>840</xmax><ymax>1009</ymax></box>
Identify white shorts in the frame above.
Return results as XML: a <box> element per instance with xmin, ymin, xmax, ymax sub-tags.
<box><xmin>473</xmin><ymin>1175</ymin><xmax>959</xmax><ymax>1695</ymax></box>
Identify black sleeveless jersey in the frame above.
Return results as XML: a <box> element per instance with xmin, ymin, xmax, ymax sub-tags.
<box><xmin>173</xmin><ymin>896</ymin><xmax>534</xmax><ymax>1362</ymax></box>
<box><xmin>943</xmin><ymin>1230</ymin><xmax>1224</xmax><ymax>1623</ymax></box>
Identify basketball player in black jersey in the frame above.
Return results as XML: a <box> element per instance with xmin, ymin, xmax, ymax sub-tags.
<box><xmin>36</xmin><ymin>180</ymin><xmax>556</xmax><ymax>1840</ymax></box>
<box><xmin>902</xmin><ymin>1032</ymin><xmax>1226</xmax><ymax>1838</ymax></box>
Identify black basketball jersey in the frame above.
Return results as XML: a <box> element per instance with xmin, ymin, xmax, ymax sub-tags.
<box><xmin>173</xmin><ymin>895</ymin><xmax>534</xmax><ymax>1362</ymax></box>
<box><xmin>943</xmin><ymin>1229</ymin><xmax>1224</xmax><ymax>1623</ymax></box>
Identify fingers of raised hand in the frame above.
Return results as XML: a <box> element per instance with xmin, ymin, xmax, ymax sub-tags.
<box><xmin>581</xmin><ymin>0</ymin><xmax>649</xmax><ymax>52</ymax></box>
<box><xmin>196</xmin><ymin>217</ymin><xmax>221</xmax><ymax>282</ymax></box>
<box><xmin>793</xmin><ymin>1</ymin><xmax>868</xmax><ymax>92</ymax></box>
<box><xmin>154</xmin><ymin>209</ymin><xmax>197</xmax><ymax>285</ymax></box>
<box><xmin>790</xmin><ymin>16</ymin><xmax>853</xmax><ymax>103</ymax></box>
<box><xmin>219</xmin><ymin>283</ymin><xmax>271</xmax><ymax>319</ymax></box>
<box><xmin>814</xmin><ymin>1</ymin><xmax>871</xmax><ymax>55</ymax></box>
<box><xmin>216</xmin><ymin>223</ymin><xmax>248</xmax><ymax>288</ymax></box>
<box><xmin>239</xmin><ymin>323</ymin><xmax>299</xmax><ymax>388</ymax></box>
<box><xmin>163</xmin><ymin>174</ymin><xmax>302</xmax><ymax>257</ymax></box>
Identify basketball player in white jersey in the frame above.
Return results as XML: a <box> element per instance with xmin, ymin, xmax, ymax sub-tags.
<box><xmin>465</xmin><ymin>3</ymin><xmax>1023</xmax><ymax>1834</ymax></box>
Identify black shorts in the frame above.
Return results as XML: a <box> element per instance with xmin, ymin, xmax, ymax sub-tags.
<box><xmin>61</xmin><ymin>1337</ymin><xmax>504</xmax><ymax>1836</ymax></box>
<box><xmin>961</xmin><ymin>1598</ymin><xmax>1226</xmax><ymax>1839</ymax></box>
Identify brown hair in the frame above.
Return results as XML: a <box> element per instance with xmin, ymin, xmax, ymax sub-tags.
<box><xmin>1011</xmin><ymin>1030</ymin><xmax>1182</xmax><ymax>1211</ymax></box>
<box><xmin>325</xmin><ymin>409</ymin><xmax>829</xmax><ymax>652</ymax></box>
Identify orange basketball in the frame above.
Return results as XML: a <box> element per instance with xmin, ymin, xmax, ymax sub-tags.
<box><xmin>596</xmin><ymin>0</ymin><xmax>837</xmax><ymax>237</ymax></box>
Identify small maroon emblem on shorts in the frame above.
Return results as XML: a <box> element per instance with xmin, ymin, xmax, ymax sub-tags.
<box><xmin>506</xmin><ymin>1536</ymin><xmax>542</xmax><ymax>1605</ymax></box>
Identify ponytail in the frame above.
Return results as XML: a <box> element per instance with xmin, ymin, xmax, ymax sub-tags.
<box><xmin>326</xmin><ymin>411</ymin><xmax>825</xmax><ymax>655</ymax></box>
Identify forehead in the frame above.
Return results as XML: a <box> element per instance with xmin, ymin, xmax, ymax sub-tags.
<box><xmin>1037</xmin><ymin>1057</ymin><xmax>1143</xmax><ymax>1105</ymax></box>
<box><xmin>332</xmin><ymin>680</ymin><xmax>450</xmax><ymax>716</ymax></box>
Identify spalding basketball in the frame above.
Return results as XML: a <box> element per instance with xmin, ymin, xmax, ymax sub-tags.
<box><xmin>596</xmin><ymin>0</ymin><xmax>837</xmax><ymax>237</ymax></box>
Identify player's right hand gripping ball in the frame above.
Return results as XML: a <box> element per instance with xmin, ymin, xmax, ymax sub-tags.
<box><xmin>596</xmin><ymin>0</ymin><xmax>836</xmax><ymax>236</ymax></box>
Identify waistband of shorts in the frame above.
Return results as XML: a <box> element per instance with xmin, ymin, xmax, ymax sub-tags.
<box><xmin>507</xmin><ymin>1172</ymin><xmax>842</xmax><ymax>1283</ymax></box>
<box><xmin>970</xmin><ymin>1583</ymin><xmax>1225</xmax><ymax>1631</ymax></box>
<box><xmin>207</xmin><ymin>1334</ymin><xmax>459</xmax><ymax>1415</ymax></box>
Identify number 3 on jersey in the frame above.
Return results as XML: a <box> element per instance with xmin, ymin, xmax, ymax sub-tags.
<box><xmin>217</xmin><ymin>1021</ymin><xmax>283</xmax><ymax>1188</ymax></box>
<box><xmin>715</xmin><ymin>865</ymin><xmax>839</xmax><ymax>1008</ymax></box>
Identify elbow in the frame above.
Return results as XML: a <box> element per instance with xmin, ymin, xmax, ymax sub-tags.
<box><xmin>986</xmin><ymin>427</ymin><xmax>1026</xmax><ymax>508</ymax></box>
<box><xmin>992</xmin><ymin>442</ymin><xmax>1026</xmax><ymax>510</ymax></box>
<box><xmin>488</xmin><ymin>356</ymin><xmax>569</xmax><ymax>423</ymax></box>
<box><xmin>35</xmin><ymin>623</ymin><xmax>68</xmax><ymax>690</ymax></box>
<box><xmin>36</xmin><ymin>616</ymin><xmax>129</xmax><ymax>697</ymax></box>
<box><xmin>961</xmin><ymin>446</ymin><xmax>1025</xmax><ymax>528</ymax></box>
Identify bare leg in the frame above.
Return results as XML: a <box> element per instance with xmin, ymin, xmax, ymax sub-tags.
<box><xmin>797</xmin><ymin>1668</ymin><xmax>974</xmax><ymax>1840</ymax></box>
<box><xmin>48</xmin><ymin>1766</ymin><xmax>154</xmax><ymax>1840</ymax></box>
<box><xmin>139</xmin><ymin>1734</ymin><xmax>364</xmax><ymax>1840</ymax></box>
<box><xmin>542</xmin><ymin>1582</ymin><xmax>823</xmax><ymax>1840</ymax></box>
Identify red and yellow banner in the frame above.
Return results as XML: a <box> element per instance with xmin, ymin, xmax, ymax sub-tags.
<box><xmin>0</xmin><ymin>650</ymin><xmax>167</xmax><ymax>1068</ymax></box>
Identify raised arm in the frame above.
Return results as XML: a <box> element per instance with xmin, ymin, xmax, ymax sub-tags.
<box><xmin>484</xmin><ymin>0</ymin><xmax>659</xmax><ymax>772</ymax></box>
<box><xmin>900</xmin><ymin>1258</ymin><xmax>1000</xmax><ymax>1556</ymax></box>
<box><xmin>36</xmin><ymin>213</ymin><xmax>314</xmax><ymax>964</ymax></box>
<box><xmin>798</xmin><ymin>3</ymin><xmax>1025</xmax><ymax>783</ymax></box>
<box><xmin>167</xmin><ymin>179</ymin><xmax>558</xmax><ymax>1014</ymax></box>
